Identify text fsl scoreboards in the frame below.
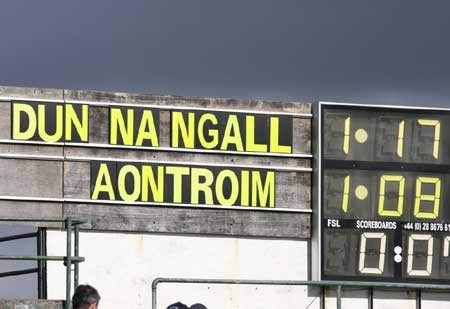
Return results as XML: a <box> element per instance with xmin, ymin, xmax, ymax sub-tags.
<box><xmin>320</xmin><ymin>103</ymin><xmax>450</xmax><ymax>284</ymax></box>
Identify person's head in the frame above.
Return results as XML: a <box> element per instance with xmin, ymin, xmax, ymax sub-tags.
<box><xmin>72</xmin><ymin>284</ymin><xmax>101</xmax><ymax>309</ymax></box>
<box><xmin>166</xmin><ymin>302</ymin><xmax>189</xmax><ymax>309</ymax></box>
<box><xmin>190</xmin><ymin>304</ymin><xmax>207</xmax><ymax>309</ymax></box>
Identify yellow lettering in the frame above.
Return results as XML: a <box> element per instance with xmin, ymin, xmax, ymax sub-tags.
<box><xmin>198</xmin><ymin>113</ymin><xmax>218</xmax><ymax>149</ymax></box>
<box><xmin>12</xmin><ymin>103</ymin><xmax>36</xmax><ymax>140</ymax></box>
<box><xmin>117</xmin><ymin>165</ymin><xmax>141</xmax><ymax>201</ymax></box>
<box><xmin>240</xmin><ymin>170</ymin><xmax>249</xmax><ymax>206</ymax></box>
<box><xmin>110</xmin><ymin>108</ymin><xmax>134</xmax><ymax>145</ymax></box>
<box><xmin>191</xmin><ymin>168</ymin><xmax>214</xmax><ymax>204</ymax></box>
<box><xmin>166</xmin><ymin>166</ymin><xmax>190</xmax><ymax>203</ymax></box>
<box><xmin>246</xmin><ymin>115</ymin><xmax>267</xmax><ymax>152</ymax></box>
<box><xmin>269</xmin><ymin>117</ymin><xmax>291</xmax><ymax>153</ymax></box>
<box><xmin>38</xmin><ymin>104</ymin><xmax>63</xmax><ymax>142</ymax></box>
<box><xmin>141</xmin><ymin>165</ymin><xmax>164</xmax><ymax>202</ymax></box>
<box><xmin>220</xmin><ymin>115</ymin><xmax>244</xmax><ymax>151</ymax></box>
<box><xmin>92</xmin><ymin>163</ymin><xmax>115</xmax><ymax>200</ymax></box>
<box><xmin>135</xmin><ymin>110</ymin><xmax>159</xmax><ymax>146</ymax></box>
<box><xmin>215</xmin><ymin>169</ymin><xmax>239</xmax><ymax>205</ymax></box>
<box><xmin>65</xmin><ymin>104</ymin><xmax>88</xmax><ymax>142</ymax></box>
<box><xmin>251</xmin><ymin>171</ymin><xmax>275</xmax><ymax>207</ymax></box>
<box><xmin>172</xmin><ymin>112</ymin><xmax>195</xmax><ymax>148</ymax></box>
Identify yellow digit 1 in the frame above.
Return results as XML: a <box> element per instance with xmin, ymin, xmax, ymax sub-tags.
<box><xmin>343</xmin><ymin>117</ymin><xmax>350</xmax><ymax>154</ymax></box>
<box><xmin>342</xmin><ymin>175</ymin><xmax>350</xmax><ymax>213</ymax></box>
<box><xmin>397</xmin><ymin>120</ymin><xmax>405</xmax><ymax>157</ymax></box>
<box><xmin>414</xmin><ymin>177</ymin><xmax>441</xmax><ymax>219</ymax></box>
<box><xmin>418</xmin><ymin>119</ymin><xmax>440</xmax><ymax>159</ymax></box>
<box><xmin>378</xmin><ymin>175</ymin><xmax>404</xmax><ymax>217</ymax></box>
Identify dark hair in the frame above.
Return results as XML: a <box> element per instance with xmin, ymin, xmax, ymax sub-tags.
<box><xmin>166</xmin><ymin>302</ymin><xmax>189</xmax><ymax>309</ymax></box>
<box><xmin>190</xmin><ymin>304</ymin><xmax>207</xmax><ymax>309</ymax></box>
<box><xmin>72</xmin><ymin>284</ymin><xmax>101</xmax><ymax>308</ymax></box>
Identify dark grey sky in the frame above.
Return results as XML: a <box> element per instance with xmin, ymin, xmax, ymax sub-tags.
<box><xmin>1</xmin><ymin>0</ymin><xmax>450</xmax><ymax>299</ymax></box>
<box><xmin>0</xmin><ymin>1</ymin><xmax>449</xmax><ymax>106</ymax></box>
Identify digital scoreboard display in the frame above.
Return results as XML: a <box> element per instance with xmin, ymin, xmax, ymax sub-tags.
<box><xmin>318</xmin><ymin>103</ymin><xmax>450</xmax><ymax>284</ymax></box>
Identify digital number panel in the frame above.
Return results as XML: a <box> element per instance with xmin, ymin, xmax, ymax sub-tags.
<box><xmin>323</xmin><ymin>107</ymin><xmax>450</xmax><ymax>164</ymax></box>
<box><xmin>323</xmin><ymin>229</ymin><xmax>450</xmax><ymax>280</ymax></box>
<box><xmin>324</xmin><ymin>169</ymin><xmax>450</xmax><ymax>222</ymax></box>
<box><xmin>321</xmin><ymin>104</ymin><xmax>450</xmax><ymax>284</ymax></box>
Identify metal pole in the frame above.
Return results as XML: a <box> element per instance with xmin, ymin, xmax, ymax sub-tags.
<box><xmin>416</xmin><ymin>289</ymin><xmax>421</xmax><ymax>309</ymax></box>
<box><xmin>74</xmin><ymin>224</ymin><xmax>79</xmax><ymax>289</ymax></box>
<box><xmin>65</xmin><ymin>218</ymin><xmax>72</xmax><ymax>309</ymax></box>
<box><xmin>152</xmin><ymin>281</ymin><xmax>157</xmax><ymax>309</ymax></box>
<box><xmin>0</xmin><ymin>232</ymin><xmax>37</xmax><ymax>242</ymax></box>
<box><xmin>151</xmin><ymin>278</ymin><xmax>450</xmax><ymax>290</ymax></box>
<box><xmin>0</xmin><ymin>217</ymin><xmax>86</xmax><ymax>303</ymax></box>
<box><xmin>37</xmin><ymin>228</ymin><xmax>45</xmax><ymax>299</ymax></box>
<box><xmin>368</xmin><ymin>288</ymin><xmax>373</xmax><ymax>309</ymax></box>
<box><xmin>0</xmin><ymin>256</ymin><xmax>84</xmax><ymax>262</ymax></box>
<box><xmin>151</xmin><ymin>278</ymin><xmax>450</xmax><ymax>309</ymax></box>
<box><xmin>0</xmin><ymin>217</ymin><xmax>86</xmax><ymax>223</ymax></box>
<box><xmin>320</xmin><ymin>286</ymin><xmax>325</xmax><ymax>309</ymax></box>
<box><xmin>336</xmin><ymin>285</ymin><xmax>342</xmax><ymax>309</ymax></box>
<box><xmin>0</xmin><ymin>268</ymin><xmax>38</xmax><ymax>277</ymax></box>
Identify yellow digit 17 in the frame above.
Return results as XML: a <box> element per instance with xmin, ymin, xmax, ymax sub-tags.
<box><xmin>418</xmin><ymin>119</ymin><xmax>440</xmax><ymax>159</ymax></box>
<box><xmin>393</xmin><ymin>119</ymin><xmax>440</xmax><ymax>159</ymax></box>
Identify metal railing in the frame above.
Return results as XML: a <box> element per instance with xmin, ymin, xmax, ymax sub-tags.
<box><xmin>0</xmin><ymin>231</ymin><xmax>39</xmax><ymax>278</ymax></box>
<box><xmin>152</xmin><ymin>278</ymin><xmax>450</xmax><ymax>309</ymax></box>
<box><xmin>0</xmin><ymin>217</ymin><xmax>87</xmax><ymax>309</ymax></box>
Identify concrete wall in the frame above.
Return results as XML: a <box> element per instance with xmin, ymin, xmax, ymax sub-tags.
<box><xmin>47</xmin><ymin>231</ymin><xmax>321</xmax><ymax>309</ymax></box>
<box><xmin>47</xmin><ymin>230</ymin><xmax>450</xmax><ymax>309</ymax></box>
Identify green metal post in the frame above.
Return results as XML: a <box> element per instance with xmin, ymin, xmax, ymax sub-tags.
<box><xmin>368</xmin><ymin>288</ymin><xmax>373</xmax><ymax>309</ymax></box>
<box><xmin>0</xmin><ymin>256</ymin><xmax>84</xmax><ymax>262</ymax></box>
<box><xmin>320</xmin><ymin>286</ymin><xmax>325</xmax><ymax>309</ymax></box>
<box><xmin>152</xmin><ymin>281</ymin><xmax>157</xmax><ymax>309</ymax></box>
<box><xmin>151</xmin><ymin>278</ymin><xmax>450</xmax><ymax>309</ymax></box>
<box><xmin>0</xmin><ymin>217</ymin><xmax>86</xmax><ymax>305</ymax></box>
<box><xmin>416</xmin><ymin>289</ymin><xmax>421</xmax><ymax>309</ymax></box>
<box><xmin>66</xmin><ymin>218</ymin><xmax>72</xmax><ymax>309</ymax></box>
<box><xmin>336</xmin><ymin>285</ymin><xmax>342</xmax><ymax>309</ymax></box>
<box><xmin>74</xmin><ymin>224</ymin><xmax>79</xmax><ymax>289</ymax></box>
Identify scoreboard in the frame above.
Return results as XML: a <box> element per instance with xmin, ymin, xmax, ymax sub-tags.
<box><xmin>315</xmin><ymin>102</ymin><xmax>450</xmax><ymax>284</ymax></box>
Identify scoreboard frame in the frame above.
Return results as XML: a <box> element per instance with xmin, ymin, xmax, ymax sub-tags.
<box><xmin>313</xmin><ymin>101</ymin><xmax>450</xmax><ymax>285</ymax></box>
